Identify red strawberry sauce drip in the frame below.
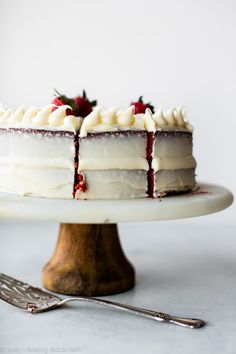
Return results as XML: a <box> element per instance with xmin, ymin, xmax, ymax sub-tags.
<box><xmin>75</xmin><ymin>174</ymin><xmax>87</xmax><ymax>193</ymax></box>
<box><xmin>146</xmin><ymin>132</ymin><xmax>154</xmax><ymax>198</ymax></box>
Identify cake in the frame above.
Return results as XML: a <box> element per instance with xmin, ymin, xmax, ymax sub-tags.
<box><xmin>76</xmin><ymin>106</ymin><xmax>196</xmax><ymax>199</ymax></box>
<box><xmin>151</xmin><ymin>107</ymin><xmax>196</xmax><ymax>197</ymax></box>
<box><xmin>0</xmin><ymin>105</ymin><xmax>82</xmax><ymax>198</ymax></box>
<box><xmin>0</xmin><ymin>94</ymin><xmax>196</xmax><ymax>200</ymax></box>
<box><xmin>76</xmin><ymin>106</ymin><xmax>154</xmax><ymax>199</ymax></box>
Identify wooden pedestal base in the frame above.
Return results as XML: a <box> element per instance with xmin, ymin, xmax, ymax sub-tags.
<box><xmin>42</xmin><ymin>223</ymin><xmax>135</xmax><ymax>296</ymax></box>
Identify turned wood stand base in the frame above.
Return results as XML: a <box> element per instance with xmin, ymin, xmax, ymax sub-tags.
<box><xmin>42</xmin><ymin>223</ymin><xmax>135</xmax><ymax>296</ymax></box>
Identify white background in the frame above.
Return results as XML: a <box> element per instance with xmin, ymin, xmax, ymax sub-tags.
<box><xmin>0</xmin><ymin>1</ymin><xmax>235</xmax><ymax>353</ymax></box>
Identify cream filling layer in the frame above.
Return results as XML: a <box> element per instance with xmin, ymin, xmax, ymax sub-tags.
<box><xmin>79</xmin><ymin>156</ymin><xmax>195</xmax><ymax>173</ymax></box>
<box><xmin>0</xmin><ymin>157</ymin><xmax>74</xmax><ymax>169</ymax></box>
<box><xmin>78</xmin><ymin>157</ymin><xmax>149</xmax><ymax>171</ymax></box>
<box><xmin>152</xmin><ymin>156</ymin><xmax>196</xmax><ymax>172</ymax></box>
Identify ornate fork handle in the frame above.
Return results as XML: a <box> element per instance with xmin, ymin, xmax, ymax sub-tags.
<box><xmin>41</xmin><ymin>297</ymin><xmax>205</xmax><ymax>329</ymax></box>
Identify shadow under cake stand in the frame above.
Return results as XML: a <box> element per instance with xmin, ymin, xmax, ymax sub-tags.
<box><xmin>0</xmin><ymin>182</ymin><xmax>233</xmax><ymax>296</ymax></box>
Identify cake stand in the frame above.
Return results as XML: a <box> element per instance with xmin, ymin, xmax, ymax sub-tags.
<box><xmin>0</xmin><ymin>182</ymin><xmax>233</xmax><ymax>296</ymax></box>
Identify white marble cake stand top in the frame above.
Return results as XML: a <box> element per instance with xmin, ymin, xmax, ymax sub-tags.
<box><xmin>0</xmin><ymin>182</ymin><xmax>233</xmax><ymax>224</ymax></box>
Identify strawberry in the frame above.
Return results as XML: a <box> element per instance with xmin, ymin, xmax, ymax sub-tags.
<box><xmin>130</xmin><ymin>96</ymin><xmax>155</xmax><ymax>114</ymax></box>
<box><xmin>75</xmin><ymin>90</ymin><xmax>97</xmax><ymax>118</ymax></box>
<box><xmin>52</xmin><ymin>89</ymin><xmax>97</xmax><ymax>117</ymax></box>
<box><xmin>51</xmin><ymin>97</ymin><xmax>74</xmax><ymax>115</ymax></box>
<box><xmin>52</xmin><ymin>89</ymin><xmax>78</xmax><ymax>115</ymax></box>
<box><xmin>51</xmin><ymin>97</ymin><xmax>65</xmax><ymax>107</ymax></box>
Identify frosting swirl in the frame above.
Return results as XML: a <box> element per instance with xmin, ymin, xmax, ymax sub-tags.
<box><xmin>79</xmin><ymin>105</ymin><xmax>193</xmax><ymax>136</ymax></box>
<box><xmin>0</xmin><ymin>104</ymin><xmax>82</xmax><ymax>132</ymax></box>
<box><xmin>0</xmin><ymin>104</ymin><xmax>193</xmax><ymax>134</ymax></box>
<box><xmin>79</xmin><ymin>106</ymin><xmax>154</xmax><ymax>137</ymax></box>
<box><xmin>152</xmin><ymin>106</ymin><xmax>193</xmax><ymax>132</ymax></box>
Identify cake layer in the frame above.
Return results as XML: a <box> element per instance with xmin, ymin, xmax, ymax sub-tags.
<box><xmin>75</xmin><ymin>170</ymin><xmax>148</xmax><ymax>199</ymax></box>
<box><xmin>152</xmin><ymin>131</ymin><xmax>196</xmax><ymax>172</ymax></box>
<box><xmin>78</xmin><ymin>131</ymin><xmax>149</xmax><ymax>171</ymax></box>
<box><xmin>154</xmin><ymin>168</ymin><xmax>195</xmax><ymax>196</ymax></box>
<box><xmin>0</xmin><ymin>129</ymin><xmax>75</xmax><ymax>168</ymax></box>
<box><xmin>0</xmin><ymin>166</ymin><xmax>74</xmax><ymax>198</ymax></box>
<box><xmin>0</xmin><ymin>128</ymin><xmax>76</xmax><ymax>198</ymax></box>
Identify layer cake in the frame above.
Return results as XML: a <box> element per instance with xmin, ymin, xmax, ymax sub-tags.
<box><xmin>76</xmin><ymin>106</ymin><xmax>196</xmax><ymax>199</ymax></box>
<box><xmin>151</xmin><ymin>107</ymin><xmax>196</xmax><ymax>197</ymax></box>
<box><xmin>76</xmin><ymin>106</ymin><xmax>153</xmax><ymax>199</ymax></box>
<box><xmin>0</xmin><ymin>105</ymin><xmax>81</xmax><ymax>198</ymax></box>
<box><xmin>0</xmin><ymin>102</ymin><xmax>196</xmax><ymax>199</ymax></box>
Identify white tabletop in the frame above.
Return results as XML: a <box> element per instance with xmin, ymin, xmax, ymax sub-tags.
<box><xmin>0</xmin><ymin>182</ymin><xmax>233</xmax><ymax>223</ymax></box>
<box><xmin>0</xmin><ymin>206</ymin><xmax>235</xmax><ymax>354</ymax></box>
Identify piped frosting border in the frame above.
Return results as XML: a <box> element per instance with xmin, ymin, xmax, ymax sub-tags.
<box><xmin>0</xmin><ymin>104</ymin><xmax>82</xmax><ymax>132</ymax></box>
<box><xmin>79</xmin><ymin>105</ymin><xmax>193</xmax><ymax>137</ymax></box>
<box><xmin>0</xmin><ymin>104</ymin><xmax>193</xmax><ymax>134</ymax></box>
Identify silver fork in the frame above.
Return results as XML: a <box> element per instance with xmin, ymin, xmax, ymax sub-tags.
<box><xmin>0</xmin><ymin>273</ymin><xmax>206</xmax><ymax>329</ymax></box>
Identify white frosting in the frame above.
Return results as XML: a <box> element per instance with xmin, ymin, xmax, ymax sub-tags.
<box><xmin>0</xmin><ymin>105</ymin><xmax>82</xmax><ymax>132</ymax></box>
<box><xmin>152</xmin><ymin>156</ymin><xmax>196</xmax><ymax>171</ymax></box>
<box><xmin>154</xmin><ymin>169</ymin><xmax>196</xmax><ymax>195</ymax></box>
<box><xmin>79</xmin><ymin>158</ymin><xmax>149</xmax><ymax>171</ymax></box>
<box><xmin>0</xmin><ymin>131</ymin><xmax>75</xmax><ymax>168</ymax></box>
<box><xmin>79</xmin><ymin>106</ymin><xmax>154</xmax><ymax>137</ymax></box>
<box><xmin>152</xmin><ymin>130</ymin><xmax>196</xmax><ymax>172</ymax></box>
<box><xmin>22</xmin><ymin>106</ymin><xmax>38</xmax><ymax>123</ymax></box>
<box><xmin>79</xmin><ymin>132</ymin><xmax>148</xmax><ymax>171</ymax></box>
<box><xmin>143</xmin><ymin>109</ymin><xmax>156</xmax><ymax>131</ymax></box>
<box><xmin>152</xmin><ymin>106</ymin><xmax>193</xmax><ymax>132</ymax></box>
<box><xmin>0</xmin><ymin>104</ymin><xmax>193</xmax><ymax>134</ymax></box>
<box><xmin>0</xmin><ymin>166</ymin><xmax>74</xmax><ymax>199</ymax></box>
<box><xmin>0</xmin><ymin>108</ymin><xmax>14</xmax><ymax>123</ymax></box>
<box><xmin>7</xmin><ymin>106</ymin><xmax>25</xmax><ymax>124</ymax></box>
<box><xmin>76</xmin><ymin>170</ymin><xmax>147</xmax><ymax>199</ymax></box>
<box><xmin>79</xmin><ymin>105</ymin><xmax>193</xmax><ymax>136</ymax></box>
<box><xmin>0</xmin><ymin>130</ymin><xmax>75</xmax><ymax>198</ymax></box>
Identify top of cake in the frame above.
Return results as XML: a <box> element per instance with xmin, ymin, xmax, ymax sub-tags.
<box><xmin>79</xmin><ymin>106</ymin><xmax>152</xmax><ymax>137</ymax></box>
<box><xmin>0</xmin><ymin>91</ymin><xmax>193</xmax><ymax>135</ymax></box>
<box><xmin>0</xmin><ymin>104</ymin><xmax>82</xmax><ymax>132</ymax></box>
<box><xmin>79</xmin><ymin>105</ymin><xmax>193</xmax><ymax>137</ymax></box>
<box><xmin>150</xmin><ymin>106</ymin><xmax>193</xmax><ymax>132</ymax></box>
